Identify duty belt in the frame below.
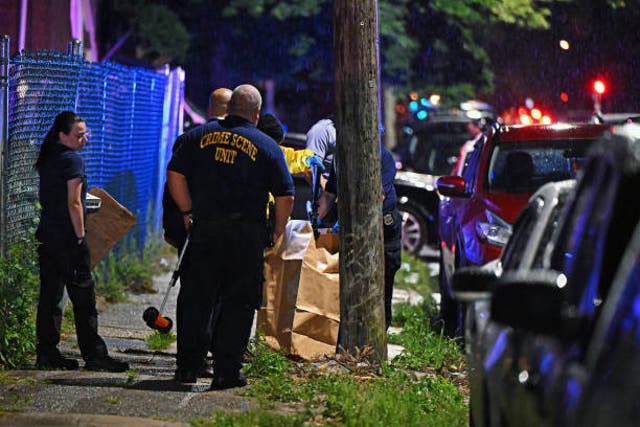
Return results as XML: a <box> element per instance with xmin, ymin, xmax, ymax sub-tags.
<box><xmin>197</xmin><ymin>214</ymin><xmax>263</xmax><ymax>223</ymax></box>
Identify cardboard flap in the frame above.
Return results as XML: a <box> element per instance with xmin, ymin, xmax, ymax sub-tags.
<box><xmin>86</xmin><ymin>188</ymin><xmax>137</xmax><ymax>269</ymax></box>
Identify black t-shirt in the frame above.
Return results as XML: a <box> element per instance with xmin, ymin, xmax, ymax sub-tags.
<box><xmin>167</xmin><ymin>115</ymin><xmax>294</xmax><ymax>222</ymax></box>
<box><xmin>37</xmin><ymin>143</ymin><xmax>87</xmax><ymax>242</ymax></box>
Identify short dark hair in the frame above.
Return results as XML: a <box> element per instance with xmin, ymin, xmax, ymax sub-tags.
<box><xmin>257</xmin><ymin>113</ymin><xmax>284</xmax><ymax>143</ymax></box>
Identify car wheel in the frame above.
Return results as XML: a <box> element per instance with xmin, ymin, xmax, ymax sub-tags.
<box><xmin>399</xmin><ymin>203</ymin><xmax>427</xmax><ymax>256</ymax></box>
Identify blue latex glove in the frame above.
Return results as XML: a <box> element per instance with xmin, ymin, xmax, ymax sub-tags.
<box><xmin>331</xmin><ymin>221</ymin><xmax>339</xmax><ymax>233</ymax></box>
<box><xmin>306</xmin><ymin>155</ymin><xmax>325</xmax><ymax>171</ymax></box>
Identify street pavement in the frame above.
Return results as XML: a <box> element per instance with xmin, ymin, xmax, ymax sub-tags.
<box><xmin>0</xmin><ymin>265</ymin><xmax>429</xmax><ymax>426</ymax></box>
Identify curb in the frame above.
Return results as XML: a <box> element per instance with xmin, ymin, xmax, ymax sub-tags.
<box><xmin>0</xmin><ymin>412</ymin><xmax>190</xmax><ymax>427</ymax></box>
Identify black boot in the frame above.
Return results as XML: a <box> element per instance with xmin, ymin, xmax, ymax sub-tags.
<box><xmin>36</xmin><ymin>353</ymin><xmax>79</xmax><ymax>370</ymax></box>
<box><xmin>84</xmin><ymin>355</ymin><xmax>129</xmax><ymax>372</ymax></box>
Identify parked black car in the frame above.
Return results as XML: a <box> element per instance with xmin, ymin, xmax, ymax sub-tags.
<box><xmin>452</xmin><ymin>179</ymin><xmax>576</xmax><ymax>426</ymax></box>
<box><xmin>393</xmin><ymin>113</ymin><xmax>473</xmax><ymax>255</ymax></box>
<box><xmin>454</xmin><ymin>123</ymin><xmax>640</xmax><ymax>426</ymax></box>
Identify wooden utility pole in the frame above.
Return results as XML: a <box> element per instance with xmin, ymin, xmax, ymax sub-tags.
<box><xmin>333</xmin><ymin>0</ymin><xmax>386</xmax><ymax>361</ymax></box>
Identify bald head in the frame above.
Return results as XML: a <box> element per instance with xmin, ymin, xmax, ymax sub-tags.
<box><xmin>229</xmin><ymin>84</ymin><xmax>262</xmax><ymax>124</ymax></box>
<box><xmin>208</xmin><ymin>87</ymin><xmax>232</xmax><ymax>119</ymax></box>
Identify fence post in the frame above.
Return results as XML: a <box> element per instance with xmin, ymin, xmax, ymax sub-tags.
<box><xmin>0</xmin><ymin>35</ymin><xmax>10</xmax><ymax>258</ymax></box>
<box><xmin>67</xmin><ymin>38</ymin><xmax>83</xmax><ymax>58</ymax></box>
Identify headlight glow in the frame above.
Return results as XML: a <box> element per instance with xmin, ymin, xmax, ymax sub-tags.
<box><xmin>475</xmin><ymin>210</ymin><xmax>512</xmax><ymax>247</ymax></box>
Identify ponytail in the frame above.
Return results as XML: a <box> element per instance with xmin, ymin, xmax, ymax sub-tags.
<box><xmin>34</xmin><ymin>111</ymin><xmax>84</xmax><ymax>172</ymax></box>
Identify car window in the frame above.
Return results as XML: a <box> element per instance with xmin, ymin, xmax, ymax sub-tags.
<box><xmin>531</xmin><ymin>189</ymin><xmax>571</xmax><ymax>268</ymax></box>
<box><xmin>501</xmin><ymin>196</ymin><xmax>544</xmax><ymax>270</ymax></box>
<box><xmin>602</xmin><ymin>253</ymin><xmax>640</xmax><ymax>347</ymax></box>
<box><xmin>486</xmin><ymin>139</ymin><xmax>594</xmax><ymax>193</ymax></box>
<box><xmin>551</xmin><ymin>161</ymin><xmax>616</xmax><ymax>315</ymax></box>
<box><xmin>407</xmin><ymin>122</ymin><xmax>469</xmax><ymax>175</ymax></box>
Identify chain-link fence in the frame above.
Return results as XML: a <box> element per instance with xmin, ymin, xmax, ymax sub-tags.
<box><xmin>1</xmin><ymin>38</ymin><xmax>183</xmax><ymax>252</ymax></box>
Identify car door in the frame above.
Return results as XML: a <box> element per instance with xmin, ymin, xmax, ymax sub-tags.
<box><xmin>567</xmin><ymin>222</ymin><xmax>640</xmax><ymax>427</ymax></box>
<box><xmin>489</xmin><ymin>157</ymin><xmax>624</xmax><ymax>427</ymax></box>
<box><xmin>439</xmin><ymin>135</ymin><xmax>485</xmax><ymax>285</ymax></box>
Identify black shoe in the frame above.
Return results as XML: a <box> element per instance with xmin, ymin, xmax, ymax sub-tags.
<box><xmin>210</xmin><ymin>373</ymin><xmax>247</xmax><ymax>390</ymax></box>
<box><xmin>36</xmin><ymin>354</ymin><xmax>79</xmax><ymax>370</ymax></box>
<box><xmin>174</xmin><ymin>369</ymin><xmax>197</xmax><ymax>384</ymax></box>
<box><xmin>85</xmin><ymin>356</ymin><xmax>129</xmax><ymax>372</ymax></box>
<box><xmin>197</xmin><ymin>359</ymin><xmax>214</xmax><ymax>378</ymax></box>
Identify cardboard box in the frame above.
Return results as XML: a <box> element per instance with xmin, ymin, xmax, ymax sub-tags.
<box><xmin>86</xmin><ymin>188</ymin><xmax>137</xmax><ymax>269</ymax></box>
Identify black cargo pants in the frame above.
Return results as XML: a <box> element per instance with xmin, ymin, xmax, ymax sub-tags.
<box><xmin>383</xmin><ymin>208</ymin><xmax>402</xmax><ymax>330</ymax></box>
<box><xmin>36</xmin><ymin>239</ymin><xmax>108</xmax><ymax>361</ymax></box>
<box><xmin>176</xmin><ymin>218</ymin><xmax>265</xmax><ymax>378</ymax></box>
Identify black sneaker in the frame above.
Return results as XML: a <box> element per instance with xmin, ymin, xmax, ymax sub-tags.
<box><xmin>197</xmin><ymin>360</ymin><xmax>214</xmax><ymax>378</ymax></box>
<box><xmin>85</xmin><ymin>356</ymin><xmax>129</xmax><ymax>372</ymax></box>
<box><xmin>174</xmin><ymin>369</ymin><xmax>197</xmax><ymax>384</ymax></box>
<box><xmin>210</xmin><ymin>373</ymin><xmax>247</xmax><ymax>390</ymax></box>
<box><xmin>36</xmin><ymin>354</ymin><xmax>79</xmax><ymax>370</ymax></box>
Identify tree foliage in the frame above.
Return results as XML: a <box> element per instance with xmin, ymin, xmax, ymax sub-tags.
<box><xmin>221</xmin><ymin>0</ymin><xmax>555</xmax><ymax>98</ymax></box>
<box><xmin>101</xmin><ymin>0</ymin><xmax>190</xmax><ymax>66</ymax></box>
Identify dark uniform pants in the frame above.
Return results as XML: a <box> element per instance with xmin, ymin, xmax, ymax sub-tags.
<box><xmin>176</xmin><ymin>219</ymin><xmax>265</xmax><ymax>378</ymax></box>
<box><xmin>383</xmin><ymin>208</ymin><xmax>402</xmax><ymax>330</ymax></box>
<box><xmin>36</xmin><ymin>240</ymin><xmax>108</xmax><ymax>361</ymax></box>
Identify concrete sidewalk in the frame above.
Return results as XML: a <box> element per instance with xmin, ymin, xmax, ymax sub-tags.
<box><xmin>0</xmin><ymin>269</ymin><xmax>424</xmax><ymax>426</ymax></box>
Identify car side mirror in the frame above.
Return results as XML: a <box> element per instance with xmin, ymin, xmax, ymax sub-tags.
<box><xmin>452</xmin><ymin>266</ymin><xmax>500</xmax><ymax>302</ymax></box>
<box><xmin>490</xmin><ymin>270</ymin><xmax>584</xmax><ymax>337</ymax></box>
<box><xmin>436</xmin><ymin>175</ymin><xmax>469</xmax><ymax>197</ymax></box>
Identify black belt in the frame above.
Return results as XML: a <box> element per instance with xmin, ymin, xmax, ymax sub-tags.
<box><xmin>196</xmin><ymin>214</ymin><xmax>264</xmax><ymax>223</ymax></box>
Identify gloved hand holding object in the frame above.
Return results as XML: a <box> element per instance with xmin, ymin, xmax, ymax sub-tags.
<box><xmin>305</xmin><ymin>155</ymin><xmax>325</xmax><ymax>171</ymax></box>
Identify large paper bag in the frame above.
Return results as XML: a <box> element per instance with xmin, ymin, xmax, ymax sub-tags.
<box><xmin>257</xmin><ymin>220</ymin><xmax>340</xmax><ymax>359</ymax></box>
<box><xmin>289</xmin><ymin>233</ymin><xmax>339</xmax><ymax>359</ymax></box>
<box><xmin>257</xmin><ymin>220</ymin><xmax>313</xmax><ymax>351</ymax></box>
<box><xmin>86</xmin><ymin>188</ymin><xmax>137</xmax><ymax>269</ymax></box>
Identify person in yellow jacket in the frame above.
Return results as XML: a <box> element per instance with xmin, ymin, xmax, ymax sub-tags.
<box><xmin>257</xmin><ymin>113</ymin><xmax>324</xmax><ymax>174</ymax></box>
<box><xmin>257</xmin><ymin>114</ymin><xmax>324</xmax><ymax>234</ymax></box>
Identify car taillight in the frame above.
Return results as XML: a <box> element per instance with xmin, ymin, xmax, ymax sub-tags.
<box><xmin>475</xmin><ymin>210</ymin><xmax>512</xmax><ymax>247</ymax></box>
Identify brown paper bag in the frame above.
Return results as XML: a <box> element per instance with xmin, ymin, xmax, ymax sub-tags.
<box><xmin>257</xmin><ymin>220</ymin><xmax>340</xmax><ymax>360</ymax></box>
<box><xmin>86</xmin><ymin>188</ymin><xmax>137</xmax><ymax>269</ymax></box>
<box><xmin>290</xmin><ymin>235</ymin><xmax>339</xmax><ymax>359</ymax></box>
<box><xmin>257</xmin><ymin>220</ymin><xmax>312</xmax><ymax>351</ymax></box>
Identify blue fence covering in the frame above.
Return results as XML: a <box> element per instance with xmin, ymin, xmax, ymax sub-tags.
<box><xmin>6</xmin><ymin>48</ymin><xmax>183</xmax><ymax>247</ymax></box>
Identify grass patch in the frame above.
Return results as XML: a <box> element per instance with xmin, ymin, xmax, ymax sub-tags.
<box><xmin>394</xmin><ymin>252</ymin><xmax>436</xmax><ymax>297</ymax></box>
<box><xmin>202</xmin><ymin>326</ymin><xmax>467</xmax><ymax>426</ymax></box>
<box><xmin>126</xmin><ymin>370</ymin><xmax>140</xmax><ymax>384</ymax></box>
<box><xmin>188</xmin><ymin>256</ymin><xmax>468</xmax><ymax>426</ymax></box>
<box><xmin>0</xmin><ymin>392</ymin><xmax>31</xmax><ymax>412</ymax></box>
<box><xmin>194</xmin><ymin>411</ymin><xmax>306</xmax><ymax>427</ymax></box>
<box><xmin>145</xmin><ymin>331</ymin><xmax>176</xmax><ymax>350</ymax></box>
<box><xmin>391</xmin><ymin>300</ymin><xmax>439</xmax><ymax>329</ymax></box>
<box><xmin>93</xmin><ymin>231</ymin><xmax>174</xmax><ymax>302</ymax></box>
<box><xmin>0</xmin><ymin>372</ymin><xmax>37</xmax><ymax>385</ymax></box>
<box><xmin>103</xmin><ymin>395</ymin><xmax>121</xmax><ymax>405</ymax></box>
<box><xmin>391</xmin><ymin>308</ymin><xmax>464</xmax><ymax>372</ymax></box>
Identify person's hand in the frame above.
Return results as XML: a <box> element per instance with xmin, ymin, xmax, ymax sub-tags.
<box><xmin>305</xmin><ymin>155</ymin><xmax>325</xmax><ymax>171</ymax></box>
<box><xmin>73</xmin><ymin>237</ymin><xmax>93</xmax><ymax>286</ymax></box>
<box><xmin>183</xmin><ymin>213</ymin><xmax>193</xmax><ymax>232</ymax></box>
